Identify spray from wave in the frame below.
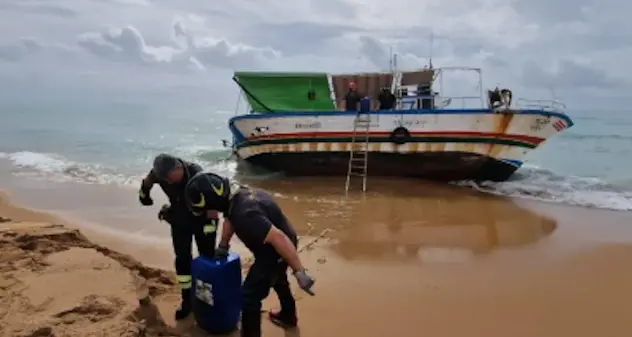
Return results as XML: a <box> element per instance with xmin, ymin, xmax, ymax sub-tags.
<box><xmin>454</xmin><ymin>164</ymin><xmax>632</xmax><ymax>211</ymax></box>
<box><xmin>0</xmin><ymin>150</ymin><xmax>237</xmax><ymax>187</ymax></box>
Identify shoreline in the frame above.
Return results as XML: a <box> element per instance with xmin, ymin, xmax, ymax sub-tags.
<box><xmin>3</xmin><ymin>185</ymin><xmax>632</xmax><ymax>336</ymax></box>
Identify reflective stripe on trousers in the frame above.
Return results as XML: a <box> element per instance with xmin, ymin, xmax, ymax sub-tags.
<box><xmin>203</xmin><ymin>223</ymin><xmax>217</xmax><ymax>235</ymax></box>
<box><xmin>177</xmin><ymin>275</ymin><xmax>192</xmax><ymax>289</ymax></box>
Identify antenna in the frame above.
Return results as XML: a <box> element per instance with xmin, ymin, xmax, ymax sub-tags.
<box><xmin>389</xmin><ymin>46</ymin><xmax>393</xmax><ymax>73</ymax></box>
<box><xmin>428</xmin><ymin>30</ymin><xmax>434</xmax><ymax>70</ymax></box>
<box><xmin>548</xmin><ymin>85</ymin><xmax>557</xmax><ymax>99</ymax></box>
<box><xmin>393</xmin><ymin>53</ymin><xmax>398</xmax><ymax>72</ymax></box>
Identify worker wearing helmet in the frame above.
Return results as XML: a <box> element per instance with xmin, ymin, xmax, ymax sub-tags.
<box><xmin>184</xmin><ymin>172</ymin><xmax>315</xmax><ymax>337</ymax></box>
<box><xmin>138</xmin><ymin>154</ymin><xmax>218</xmax><ymax>320</ymax></box>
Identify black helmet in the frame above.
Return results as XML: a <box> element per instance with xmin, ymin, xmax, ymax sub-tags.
<box><xmin>152</xmin><ymin>153</ymin><xmax>180</xmax><ymax>180</ymax></box>
<box><xmin>185</xmin><ymin>172</ymin><xmax>231</xmax><ymax>215</ymax></box>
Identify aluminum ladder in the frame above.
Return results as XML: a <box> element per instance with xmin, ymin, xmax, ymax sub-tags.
<box><xmin>345</xmin><ymin>114</ymin><xmax>371</xmax><ymax>193</ymax></box>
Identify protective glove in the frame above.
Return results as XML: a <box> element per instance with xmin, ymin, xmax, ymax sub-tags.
<box><xmin>158</xmin><ymin>204</ymin><xmax>171</xmax><ymax>221</ymax></box>
<box><xmin>293</xmin><ymin>270</ymin><xmax>315</xmax><ymax>296</ymax></box>
<box><xmin>214</xmin><ymin>245</ymin><xmax>229</xmax><ymax>259</ymax></box>
<box><xmin>138</xmin><ymin>190</ymin><xmax>153</xmax><ymax>206</ymax></box>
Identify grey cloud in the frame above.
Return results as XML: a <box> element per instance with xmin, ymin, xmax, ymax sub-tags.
<box><xmin>0</xmin><ymin>2</ymin><xmax>77</xmax><ymax>18</ymax></box>
<box><xmin>0</xmin><ymin>38</ymin><xmax>42</xmax><ymax>62</ymax></box>
<box><xmin>76</xmin><ymin>23</ymin><xmax>281</xmax><ymax>70</ymax></box>
<box><xmin>358</xmin><ymin>36</ymin><xmax>390</xmax><ymax>69</ymax></box>
<box><xmin>77</xmin><ymin>27</ymin><xmax>150</xmax><ymax>64</ymax></box>
<box><xmin>512</xmin><ymin>0</ymin><xmax>594</xmax><ymax>23</ymax></box>
<box><xmin>95</xmin><ymin>0</ymin><xmax>152</xmax><ymax>6</ymax></box>
<box><xmin>307</xmin><ymin>0</ymin><xmax>358</xmax><ymax>20</ymax></box>
<box><xmin>248</xmin><ymin>22</ymin><xmax>361</xmax><ymax>55</ymax></box>
<box><xmin>510</xmin><ymin>0</ymin><xmax>632</xmax><ymax>53</ymax></box>
<box><xmin>0</xmin><ymin>0</ymin><xmax>628</xmax><ymax>109</ymax></box>
<box><xmin>176</xmin><ymin>22</ymin><xmax>280</xmax><ymax>70</ymax></box>
<box><xmin>521</xmin><ymin>59</ymin><xmax>620</xmax><ymax>89</ymax></box>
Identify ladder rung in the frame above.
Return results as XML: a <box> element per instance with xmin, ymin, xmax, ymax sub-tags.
<box><xmin>346</xmin><ymin>114</ymin><xmax>372</xmax><ymax>194</ymax></box>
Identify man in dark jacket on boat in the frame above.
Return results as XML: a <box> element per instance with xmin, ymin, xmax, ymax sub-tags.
<box><xmin>377</xmin><ymin>86</ymin><xmax>396</xmax><ymax>110</ymax></box>
<box><xmin>184</xmin><ymin>172</ymin><xmax>315</xmax><ymax>337</ymax></box>
<box><xmin>343</xmin><ymin>81</ymin><xmax>362</xmax><ymax>111</ymax></box>
<box><xmin>138</xmin><ymin>153</ymin><xmax>218</xmax><ymax>320</ymax></box>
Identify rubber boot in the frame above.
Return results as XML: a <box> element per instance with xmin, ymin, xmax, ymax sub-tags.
<box><xmin>175</xmin><ymin>288</ymin><xmax>192</xmax><ymax>320</ymax></box>
<box><xmin>240</xmin><ymin>309</ymin><xmax>262</xmax><ymax>337</ymax></box>
<box><xmin>268</xmin><ymin>310</ymin><xmax>298</xmax><ymax>328</ymax></box>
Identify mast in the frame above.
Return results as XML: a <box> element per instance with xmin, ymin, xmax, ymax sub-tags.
<box><xmin>393</xmin><ymin>53</ymin><xmax>398</xmax><ymax>72</ymax></box>
<box><xmin>389</xmin><ymin>46</ymin><xmax>394</xmax><ymax>73</ymax></box>
<box><xmin>428</xmin><ymin>30</ymin><xmax>434</xmax><ymax>70</ymax></box>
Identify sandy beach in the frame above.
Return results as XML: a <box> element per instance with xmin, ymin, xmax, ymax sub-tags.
<box><xmin>2</xmin><ymin>179</ymin><xmax>632</xmax><ymax>337</ymax></box>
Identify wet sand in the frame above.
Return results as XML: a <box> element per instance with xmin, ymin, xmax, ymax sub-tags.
<box><xmin>2</xmin><ymin>177</ymin><xmax>632</xmax><ymax>336</ymax></box>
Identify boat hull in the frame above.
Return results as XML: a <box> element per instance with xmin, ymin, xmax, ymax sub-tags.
<box><xmin>228</xmin><ymin>109</ymin><xmax>574</xmax><ymax>182</ymax></box>
<box><xmin>241</xmin><ymin>151</ymin><xmax>518</xmax><ymax>181</ymax></box>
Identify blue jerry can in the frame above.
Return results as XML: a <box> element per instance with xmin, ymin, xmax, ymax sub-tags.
<box><xmin>191</xmin><ymin>252</ymin><xmax>242</xmax><ymax>335</ymax></box>
<box><xmin>359</xmin><ymin>97</ymin><xmax>371</xmax><ymax>113</ymax></box>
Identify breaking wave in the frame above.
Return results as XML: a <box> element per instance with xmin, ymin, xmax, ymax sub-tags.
<box><xmin>2</xmin><ymin>151</ymin><xmax>631</xmax><ymax>211</ymax></box>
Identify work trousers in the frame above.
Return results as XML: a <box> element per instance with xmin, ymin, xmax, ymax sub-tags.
<box><xmin>240</xmin><ymin>256</ymin><xmax>297</xmax><ymax>337</ymax></box>
<box><xmin>164</xmin><ymin>207</ymin><xmax>217</xmax><ymax>290</ymax></box>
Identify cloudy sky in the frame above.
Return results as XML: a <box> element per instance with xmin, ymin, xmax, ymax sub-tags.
<box><xmin>0</xmin><ymin>0</ymin><xmax>628</xmax><ymax>111</ymax></box>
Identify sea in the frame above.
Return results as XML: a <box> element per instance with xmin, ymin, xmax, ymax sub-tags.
<box><xmin>1</xmin><ymin>102</ymin><xmax>631</xmax><ymax>243</ymax></box>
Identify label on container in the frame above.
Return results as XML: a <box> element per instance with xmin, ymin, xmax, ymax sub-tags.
<box><xmin>195</xmin><ymin>279</ymin><xmax>214</xmax><ymax>306</ymax></box>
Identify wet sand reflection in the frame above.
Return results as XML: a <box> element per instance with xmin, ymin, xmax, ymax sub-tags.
<box><xmin>241</xmin><ymin>176</ymin><xmax>557</xmax><ymax>262</ymax></box>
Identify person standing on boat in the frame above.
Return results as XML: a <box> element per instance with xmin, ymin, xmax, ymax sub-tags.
<box><xmin>138</xmin><ymin>154</ymin><xmax>219</xmax><ymax>320</ymax></box>
<box><xmin>377</xmin><ymin>86</ymin><xmax>396</xmax><ymax>110</ymax></box>
<box><xmin>343</xmin><ymin>81</ymin><xmax>362</xmax><ymax>111</ymax></box>
<box><xmin>184</xmin><ymin>172</ymin><xmax>315</xmax><ymax>337</ymax></box>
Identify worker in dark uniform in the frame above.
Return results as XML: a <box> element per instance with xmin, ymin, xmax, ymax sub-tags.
<box><xmin>138</xmin><ymin>154</ymin><xmax>218</xmax><ymax>320</ymax></box>
<box><xmin>377</xmin><ymin>86</ymin><xmax>396</xmax><ymax>110</ymax></box>
<box><xmin>184</xmin><ymin>172</ymin><xmax>315</xmax><ymax>337</ymax></box>
<box><xmin>343</xmin><ymin>81</ymin><xmax>362</xmax><ymax>111</ymax></box>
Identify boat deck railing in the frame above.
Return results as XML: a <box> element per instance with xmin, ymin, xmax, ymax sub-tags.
<box><xmin>514</xmin><ymin>98</ymin><xmax>566</xmax><ymax>113</ymax></box>
<box><xmin>398</xmin><ymin>94</ymin><xmax>483</xmax><ymax>109</ymax></box>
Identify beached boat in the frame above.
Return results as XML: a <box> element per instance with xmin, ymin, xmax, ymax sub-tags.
<box><xmin>227</xmin><ymin>64</ymin><xmax>574</xmax><ymax>185</ymax></box>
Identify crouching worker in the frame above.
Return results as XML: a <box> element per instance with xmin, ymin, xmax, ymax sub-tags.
<box><xmin>184</xmin><ymin>172</ymin><xmax>315</xmax><ymax>337</ymax></box>
<box><xmin>138</xmin><ymin>154</ymin><xmax>219</xmax><ymax>320</ymax></box>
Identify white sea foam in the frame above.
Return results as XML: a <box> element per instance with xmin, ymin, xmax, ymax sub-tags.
<box><xmin>2</xmin><ymin>151</ymin><xmax>632</xmax><ymax>211</ymax></box>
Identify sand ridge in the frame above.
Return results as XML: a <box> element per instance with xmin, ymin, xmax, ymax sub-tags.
<box><xmin>0</xmin><ymin>219</ymin><xmax>186</xmax><ymax>337</ymax></box>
